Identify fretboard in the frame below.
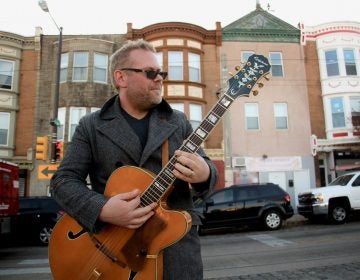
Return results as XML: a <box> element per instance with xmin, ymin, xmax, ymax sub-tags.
<box><xmin>139</xmin><ymin>93</ymin><xmax>235</xmax><ymax>207</ymax></box>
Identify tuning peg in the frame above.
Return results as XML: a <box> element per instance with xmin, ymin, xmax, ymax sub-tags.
<box><xmin>228</xmin><ymin>72</ymin><xmax>233</xmax><ymax>76</ymax></box>
<box><xmin>235</xmin><ymin>65</ymin><xmax>241</xmax><ymax>71</ymax></box>
<box><xmin>253</xmin><ymin>90</ymin><xmax>259</xmax><ymax>96</ymax></box>
<box><xmin>264</xmin><ymin>75</ymin><xmax>270</xmax><ymax>81</ymax></box>
<box><xmin>257</xmin><ymin>82</ymin><xmax>264</xmax><ymax>88</ymax></box>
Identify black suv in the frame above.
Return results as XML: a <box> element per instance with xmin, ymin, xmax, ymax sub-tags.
<box><xmin>11</xmin><ymin>196</ymin><xmax>63</xmax><ymax>245</ymax></box>
<box><xmin>194</xmin><ymin>183</ymin><xmax>294</xmax><ymax>233</ymax></box>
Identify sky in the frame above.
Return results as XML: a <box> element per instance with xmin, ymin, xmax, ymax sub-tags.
<box><xmin>1</xmin><ymin>0</ymin><xmax>359</xmax><ymax>36</ymax></box>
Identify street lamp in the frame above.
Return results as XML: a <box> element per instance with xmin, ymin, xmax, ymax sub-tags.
<box><xmin>38</xmin><ymin>0</ymin><xmax>62</xmax><ymax>164</ymax></box>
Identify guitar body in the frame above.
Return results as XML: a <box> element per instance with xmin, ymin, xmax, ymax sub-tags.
<box><xmin>49</xmin><ymin>166</ymin><xmax>192</xmax><ymax>280</ymax></box>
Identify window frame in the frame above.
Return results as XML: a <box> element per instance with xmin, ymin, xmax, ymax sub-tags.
<box><xmin>325</xmin><ymin>49</ymin><xmax>340</xmax><ymax>77</ymax></box>
<box><xmin>68</xmin><ymin>107</ymin><xmax>86</xmax><ymax>141</ymax></box>
<box><xmin>245</xmin><ymin>103</ymin><xmax>260</xmax><ymax>130</ymax></box>
<box><xmin>274</xmin><ymin>103</ymin><xmax>288</xmax><ymax>130</ymax></box>
<box><xmin>0</xmin><ymin>112</ymin><xmax>10</xmax><ymax>146</ymax></box>
<box><xmin>343</xmin><ymin>49</ymin><xmax>357</xmax><ymax>76</ymax></box>
<box><xmin>168</xmin><ymin>51</ymin><xmax>183</xmax><ymax>81</ymax></box>
<box><xmin>269</xmin><ymin>52</ymin><xmax>284</xmax><ymax>77</ymax></box>
<box><xmin>93</xmin><ymin>52</ymin><xmax>108</xmax><ymax>83</ymax></box>
<box><xmin>72</xmin><ymin>52</ymin><xmax>89</xmax><ymax>82</ymax></box>
<box><xmin>189</xmin><ymin>103</ymin><xmax>202</xmax><ymax>130</ymax></box>
<box><xmin>330</xmin><ymin>97</ymin><xmax>345</xmax><ymax>128</ymax></box>
<box><xmin>188</xmin><ymin>52</ymin><xmax>201</xmax><ymax>83</ymax></box>
<box><xmin>60</xmin><ymin>53</ymin><xmax>68</xmax><ymax>83</ymax></box>
<box><xmin>0</xmin><ymin>59</ymin><xmax>15</xmax><ymax>90</ymax></box>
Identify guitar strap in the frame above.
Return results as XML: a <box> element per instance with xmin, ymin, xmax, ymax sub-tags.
<box><xmin>161</xmin><ymin>139</ymin><xmax>169</xmax><ymax>167</ymax></box>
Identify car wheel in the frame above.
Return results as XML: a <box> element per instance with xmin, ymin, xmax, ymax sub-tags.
<box><xmin>329</xmin><ymin>204</ymin><xmax>347</xmax><ymax>224</ymax></box>
<box><xmin>263</xmin><ymin>210</ymin><xmax>283</xmax><ymax>230</ymax></box>
<box><xmin>38</xmin><ymin>225</ymin><xmax>53</xmax><ymax>245</ymax></box>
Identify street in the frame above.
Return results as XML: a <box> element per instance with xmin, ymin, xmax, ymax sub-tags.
<box><xmin>0</xmin><ymin>219</ymin><xmax>360</xmax><ymax>280</ymax></box>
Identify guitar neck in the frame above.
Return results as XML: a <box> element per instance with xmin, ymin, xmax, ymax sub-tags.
<box><xmin>140</xmin><ymin>93</ymin><xmax>235</xmax><ymax>207</ymax></box>
<box><xmin>139</xmin><ymin>53</ymin><xmax>270</xmax><ymax>207</ymax></box>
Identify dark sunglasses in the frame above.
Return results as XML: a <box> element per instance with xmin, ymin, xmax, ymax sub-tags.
<box><xmin>121</xmin><ymin>68</ymin><xmax>168</xmax><ymax>80</ymax></box>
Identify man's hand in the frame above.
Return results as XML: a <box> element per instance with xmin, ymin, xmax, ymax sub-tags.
<box><xmin>173</xmin><ymin>150</ymin><xmax>210</xmax><ymax>183</ymax></box>
<box><xmin>99</xmin><ymin>189</ymin><xmax>157</xmax><ymax>229</ymax></box>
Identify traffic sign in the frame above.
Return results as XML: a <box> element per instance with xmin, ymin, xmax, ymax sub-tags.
<box><xmin>38</xmin><ymin>164</ymin><xmax>59</xmax><ymax>180</ymax></box>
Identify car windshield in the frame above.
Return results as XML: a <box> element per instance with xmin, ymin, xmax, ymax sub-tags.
<box><xmin>328</xmin><ymin>174</ymin><xmax>354</xmax><ymax>186</ymax></box>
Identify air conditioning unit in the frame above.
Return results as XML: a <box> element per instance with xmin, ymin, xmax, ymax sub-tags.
<box><xmin>232</xmin><ymin>156</ymin><xmax>246</xmax><ymax>167</ymax></box>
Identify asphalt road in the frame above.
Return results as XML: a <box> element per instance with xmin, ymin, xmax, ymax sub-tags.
<box><xmin>1</xmin><ymin>216</ymin><xmax>360</xmax><ymax>280</ymax></box>
<box><xmin>201</xmin><ymin>218</ymin><xmax>360</xmax><ymax>279</ymax></box>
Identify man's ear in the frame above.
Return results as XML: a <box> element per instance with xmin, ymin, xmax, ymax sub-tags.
<box><xmin>113</xmin><ymin>70</ymin><xmax>127</xmax><ymax>88</ymax></box>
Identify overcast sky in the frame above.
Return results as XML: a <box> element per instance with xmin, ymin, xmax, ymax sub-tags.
<box><xmin>1</xmin><ymin>0</ymin><xmax>359</xmax><ymax>36</ymax></box>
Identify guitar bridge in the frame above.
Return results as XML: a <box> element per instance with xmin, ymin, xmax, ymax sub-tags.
<box><xmin>90</xmin><ymin>235</ymin><xmax>127</xmax><ymax>268</ymax></box>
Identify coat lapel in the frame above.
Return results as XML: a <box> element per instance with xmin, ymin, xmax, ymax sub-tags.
<box><xmin>140</xmin><ymin>112</ymin><xmax>178</xmax><ymax>166</ymax></box>
<box><xmin>96</xmin><ymin>95</ymin><xmax>177</xmax><ymax>167</ymax></box>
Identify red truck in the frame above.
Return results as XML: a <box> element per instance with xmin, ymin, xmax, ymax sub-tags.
<box><xmin>0</xmin><ymin>160</ymin><xmax>19</xmax><ymax>234</ymax></box>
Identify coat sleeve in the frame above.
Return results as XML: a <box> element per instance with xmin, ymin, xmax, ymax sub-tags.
<box><xmin>50</xmin><ymin>114</ymin><xmax>108</xmax><ymax>233</ymax></box>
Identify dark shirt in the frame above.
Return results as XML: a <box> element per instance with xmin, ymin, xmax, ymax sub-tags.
<box><xmin>120</xmin><ymin>107</ymin><xmax>150</xmax><ymax>149</ymax></box>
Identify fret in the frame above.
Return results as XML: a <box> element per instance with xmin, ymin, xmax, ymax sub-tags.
<box><xmin>162</xmin><ymin>168</ymin><xmax>176</xmax><ymax>182</ymax></box>
<box><xmin>147</xmin><ymin>188</ymin><xmax>160</xmax><ymax>201</ymax></box>
<box><xmin>158</xmin><ymin>174</ymin><xmax>173</xmax><ymax>186</ymax></box>
<box><xmin>184</xmin><ymin>141</ymin><xmax>197</xmax><ymax>152</ymax></box>
<box><xmin>189</xmin><ymin>133</ymin><xmax>203</xmax><ymax>146</ymax></box>
<box><xmin>201</xmin><ymin>118</ymin><xmax>216</xmax><ymax>132</ymax></box>
<box><xmin>140</xmin><ymin>194</ymin><xmax>152</xmax><ymax>206</ymax></box>
<box><xmin>195</xmin><ymin>127</ymin><xmax>208</xmax><ymax>139</ymax></box>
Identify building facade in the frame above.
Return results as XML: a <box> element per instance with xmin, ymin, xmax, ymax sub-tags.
<box><xmin>0</xmin><ymin>29</ymin><xmax>41</xmax><ymax>196</ymax></box>
<box><xmin>302</xmin><ymin>21</ymin><xmax>360</xmax><ymax>186</ymax></box>
<box><xmin>221</xmin><ymin>4</ymin><xmax>315</xmax><ymax>208</ymax></box>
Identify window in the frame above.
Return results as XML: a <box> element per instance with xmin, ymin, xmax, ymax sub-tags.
<box><xmin>269</xmin><ymin>52</ymin><xmax>283</xmax><ymax>77</ymax></box>
<box><xmin>72</xmin><ymin>52</ymin><xmax>88</xmax><ymax>81</ymax></box>
<box><xmin>211</xmin><ymin>189</ymin><xmax>233</xmax><ymax>204</ymax></box>
<box><xmin>189</xmin><ymin>104</ymin><xmax>202</xmax><ymax>129</ymax></box>
<box><xmin>325</xmin><ymin>50</ymin><xmax>339</xmax><ymax>76</ymax></box>
<box><xmin>245</xmin><ymin>103</ymin><xmax>259</xmax><ymax>130</ymax></box>
<box><xmin>93</xmin><ymin>53</ymin><xmax>108</xmax><ymax>83</ymax></box>
<box><xmin>168</xmin><ymin>51</ymin><xmax>183</xmax><ymax>80</ymax></box>
<box><xmin>0</xmin><ymin>112</ymin><xmax>10</xmax><ymax>145</ymax></box>
<box><xmin>330</xmin><ymin>97</ymin><xmax>345</xmax><ymax>128</ymax></box>
<box><xmin>60</xmin><ymin>53</ymin><xmax>68</xmax><ymax>82</ymax></box>
<box><xmin>0</xmin><ymin>59</ymin><xmax>14</xmax><ymax>90</ymax></box>
<box><xmin>344</xmin><ymin>49</ymin><xmax>357</xmax><ymax>76</ymax></box>
<box><xmin>350</xmin><ymin>96</ymin><xmax>360</xmax><ymax>128</ymax></box>
<box><xmin>69</xmin><ymin>107</ymin><xmax>86</xmax><ymax>140</ymax></box>
<box><xmin>57</xmin><ymin>108</ymin><xmax>66</xmax><ymax>140</ymax></box>
<box><xmin>274</xmin><ymin>103</ymin><xmax>288</xmax><ymax>129</ymax></box>
<box><xmin>188</xmin><ymin>53</ymin><xmax>201</xmax><ymax>82</ymax></box>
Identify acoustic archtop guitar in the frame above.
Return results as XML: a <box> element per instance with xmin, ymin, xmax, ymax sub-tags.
<box><xmin>48</xmin><ymin>54</ymin><xmax>271</xmax><ymax>280</ymax></box>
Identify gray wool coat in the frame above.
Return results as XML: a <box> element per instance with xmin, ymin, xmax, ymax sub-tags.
<box><xmin>50</xmin><ymin>94</ymin><xmax>218</xmax><ymax>279</ymax></box>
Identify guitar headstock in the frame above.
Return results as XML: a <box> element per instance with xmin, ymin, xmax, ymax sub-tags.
<box><xmin>226</xmin><ymin>54</ymin><xmax>271</xmax><ymax>99</ymax></box>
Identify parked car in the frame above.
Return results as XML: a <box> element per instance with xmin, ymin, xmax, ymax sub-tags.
<box><xmin>297</xmin><ymin>171</ymin><xmax>360</xmax><ymax>224</ymax></box>
<box><xmin>194</xmin><ymin>183</ymin><xmax>294</xmax><ymax>233</ymax></box>
<box><xmin>11</xmin><ymin>196</ymin><xmax>63</xmax><ymax>245</ymax></box>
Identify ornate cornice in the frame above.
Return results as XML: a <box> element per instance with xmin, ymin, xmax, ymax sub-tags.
<box><xmin>127</xmin><ymin>22</ymin><xmax>222</xmax><ymax>45</ymax></box>
<box><xmin>222</xmin><ymin>7</ymin><xmax>300</xmax><ymax>43</ymax></box>
<box><xmin>0</xmin><ymin>31</ymin><xmax>35</xmax><ymax>49</ymax></box>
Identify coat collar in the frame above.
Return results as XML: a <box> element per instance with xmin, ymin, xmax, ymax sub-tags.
<box><xmin>97</xmin><ymin>94</ymin><xmax>177</xmax><ymax>166</ymax></box>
